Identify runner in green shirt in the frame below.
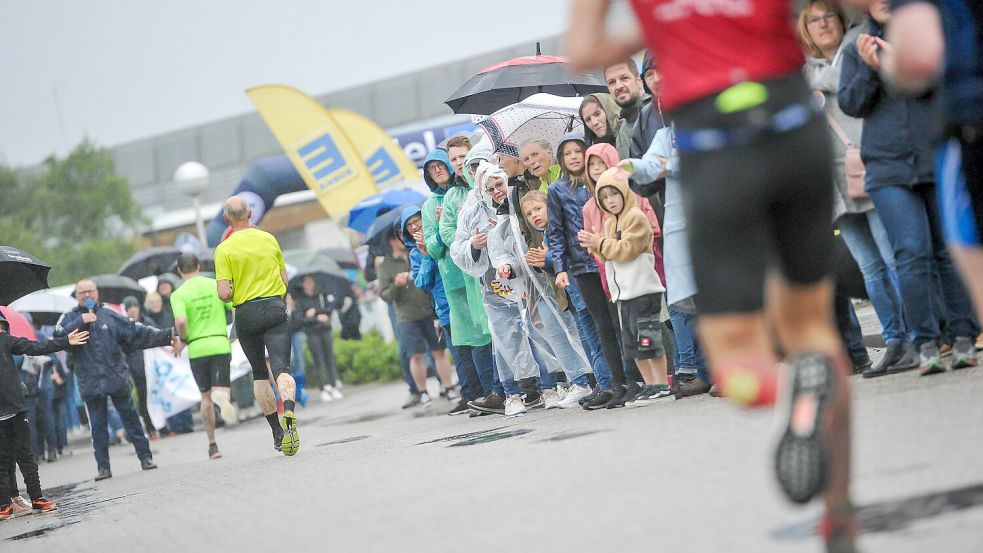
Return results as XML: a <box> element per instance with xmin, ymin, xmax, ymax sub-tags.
<box><xmin>171</xmin><ymin>252</ymin><xmax>236</xmax><ymax>460</ymax></box>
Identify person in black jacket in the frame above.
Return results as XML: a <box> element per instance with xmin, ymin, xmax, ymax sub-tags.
<box><xmin>122</xmin><ymin>296</ymin><xmax>157</xmax><ymax>439</ymax></box>
<box><xmin>55</xmin><ymin>280</ymin><xmax>178</xmax><ymax>481</ymax></box>
<box><xmin>0</xmin><ymin>311</ymin><xmax>88</xmax><ymax>519</ymax></box>
<box><xmin>291</xmin><ymin>276</ymin><xmax>343</xmax><ymax>402</ymax></box>
<box><xmin>839</xmin><ymin>2</ymin><xmax>980</xmax><ymax>373</ymax></box>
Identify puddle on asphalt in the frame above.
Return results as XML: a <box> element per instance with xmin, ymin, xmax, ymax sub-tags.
<box><xmin>448</xmin><ymin>429</ymin><xmax>533</xmax><ymax>447</ymax></box>
<box><xmin>771</xmin><ymin>481</ymin><xmax>983</xmax><ymax>540</ymax></box>
<box><xmin>415</xmin><ymin>426</ymin><xmax>509</xmax><ymax>446</ymax></box>
<box><xmin>536</xmin><ymin>429</ymin><xmax>611</xmax><ymax>442</ymax></box>
<box><xmin>5</xmin><ymin>482</ymin><xmax>139</xmax><ymax>542</ymax></box>
<box><xmin>315</xmin><ymin>435</ymin><xmax>370</xmax><ymax>447</ymax></box>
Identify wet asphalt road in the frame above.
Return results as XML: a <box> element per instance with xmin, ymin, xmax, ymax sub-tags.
<box><xmin>2</xmin><ymin>349</ymin><xmax>982</xmax><ymax>553</ymax></box>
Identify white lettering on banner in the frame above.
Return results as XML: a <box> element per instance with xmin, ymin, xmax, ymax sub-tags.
<box><xmin>654</xmin><ymin>0</ymin><xmax>754</xmax><ymax>22</ymax></box>
<box><xmin>144</xmin><ymin>347</ymin><xmax>202</xmax><ymax>430</ymax></box>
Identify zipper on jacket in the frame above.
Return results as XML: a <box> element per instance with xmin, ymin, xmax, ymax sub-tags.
<box><xmin>610</xmin><ymin>216</ymin><xmax>622</xmax><ymax>301</ymax></box>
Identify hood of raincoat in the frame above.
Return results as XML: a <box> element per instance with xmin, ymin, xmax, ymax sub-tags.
<box><xmin>400</xmin><ymin>205</ymin><xmax>423</xmax><ymax>248</ymax></box>
<box><xmin>640</xmin><ymin>50</ymin><xmax>657</xmax><ymax>95</ymax></box>
<box><xmin>461</xmin><ymin>138</ymin><xmax>495</xmax><ymax>188</ymax></box>
<box><xmin>474</xmin><ymin>161</ymin><xmax>508</xmax><ymax>211</ymax></box>
<box><xmin>580</xmin><ymin>93</ymin><xmax>621</xmax><ymax>145</ymax></box>
<box><xmin>422</xmin><ymin>149</ymin><xmax>454</xmax><ymax>192</ymax></box>
<box><xmin>555</xmin><ymin>131</ymin><xmax>588</xmax><ymax>177</ymax></box>
<box><xmin>584</xmin><ymin>143</ymin><xmax>620</xmax><ymax>195</ymax></box>
<box><xmin>595</xmin><ymin>166</ymin><xmax>637</xmax><ymax>220</ymax></box>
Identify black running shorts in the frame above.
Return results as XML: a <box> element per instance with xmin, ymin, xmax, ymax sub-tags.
<box><xmin>673</xmin><ymin>74</ymin><xmax>835</xmax><ymax>314</ymax></box>
<box><xmin>190</xmin><ymin>353</ymin><xmax>232</xmax><ymax>393</ymax></box>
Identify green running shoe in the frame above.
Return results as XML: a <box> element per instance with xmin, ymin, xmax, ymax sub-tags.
<box><xmin>280</xmin><ymin>411</ymin><xmax>300</xmax><ymax>456</ymax></box>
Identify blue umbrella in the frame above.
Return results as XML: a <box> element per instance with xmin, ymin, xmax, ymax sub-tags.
<box><xmin>347</xmin><ymin>188</ymin><xmax>426</xmax><ymax>234</ymax></box>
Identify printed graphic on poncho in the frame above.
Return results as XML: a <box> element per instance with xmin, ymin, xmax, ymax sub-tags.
<box><xmin>490</xmin><ymin>279</ymin><xmax>515</xmax><ymax>298</ymax></box>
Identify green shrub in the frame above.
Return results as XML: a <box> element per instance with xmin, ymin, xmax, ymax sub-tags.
<box><xmin>301</xmin><ymin>330</ymin><xmax>401</xmax><ymax>386</ymax></box>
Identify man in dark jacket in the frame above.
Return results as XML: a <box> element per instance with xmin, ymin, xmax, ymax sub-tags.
<box><xmin>839</xmin><ymin>5</ymin><xmax>980</xmax><ymax>373</ymax></box>
<box><xmin>55</xmin><ymin>280</ymin><xmax>178</xmax><ymax>481</ymax></box>
<box><xmin>1</xmin><ymin>312</ymin><xmax>88</xmax><ymax>518</ymax></box>
<box><xmin>629</xmin><ymin>51</ymin><xmax>669</xmax><ymax>209</ymax></box>
<box><xmin>604</xmin><ymin>59</ymin><xmax>650</xmax><ymax>160</ymax></box>
<box><xmin>291</xmin><ymin>275</ymin><xmax>343</xmax><ymax>402</ymax></box>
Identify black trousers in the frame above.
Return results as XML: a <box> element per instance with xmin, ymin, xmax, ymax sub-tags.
<box><xmin>575</xmin><ymin>272</ymin><xmax>643</xmax><ymax>386</ymax></box>
<box><xmin>306</xmin><ymin>329</ymin><xmax>338</xmax><ymax>389</ymax></box>
<box><xmin>131</xmin><ymin>372</ymin><xmax>155</xmax><ymax>436</ymax></box>
<box><xmin>0</xmin><ymin>412</ymin><xmax>43</xmax><ymax>504</ymax></box>
<box><xmin>235</xmin><ymin>298</ymin><xmax>292</xmax><ymax>381</ymax></box>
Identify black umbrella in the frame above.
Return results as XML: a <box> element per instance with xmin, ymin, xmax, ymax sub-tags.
<box><xmin>445</xmin><ymin>49</ymin><xmax>608</xmax><ymax>115</ymax></box>
<box><xmin>0</xmin><ymin>246</ymin><xmax>51</xmax><ymax>306</ymax></box>
<box><xmin>119</xmin><ymin>246</ymin><xmax>182</xmax><ymax>280</ymax></box>
<box><xmin>288</xmin><ymin>271</ymin><xmax>352</xmax><ymax>304</ymax></box>
<box><xmin>82</xmin><ymin>274</ymin><xmax>146</xmax><ymax>305</ymax></box>
<box><xmin>364</xmin><ymin>207</ymin><xmax>408</xmax><ymax>250</ymax></box>
<box><xmin>166</xmin><ymin>249</ymin><xmax>216</xmax><ymax>274</ymax></box>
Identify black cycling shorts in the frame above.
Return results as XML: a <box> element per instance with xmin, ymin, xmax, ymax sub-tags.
<box><xmin>673</xmin><ymin>73</ymin><xmax>835</xmax><ymax>314</ymax></box>
<box><xmin>190</xmin><ymin>353</ymin><xmax>232</xmax><ymax>393</ymax></box>
<box><xmin>233</xmin><ymin>297</ymin><xmax>291</xmax><ymax>381</ymax></box>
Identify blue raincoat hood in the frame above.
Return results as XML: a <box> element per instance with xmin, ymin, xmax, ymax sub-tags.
<box><xmin>400</xmin><ymin>205</ymin><xmax>423</xmax><ymax>247</ymax></box>
<box><xmin>422</xmin><ymin>149</ymin><xmax>454</xmax><ymax>192</ymax></box>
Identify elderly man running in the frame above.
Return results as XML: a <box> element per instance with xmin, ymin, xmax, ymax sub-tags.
<box><xmin>215</xmin><ymin>196</ymin><xmax>300</xmax><ymax>456</ymax></box>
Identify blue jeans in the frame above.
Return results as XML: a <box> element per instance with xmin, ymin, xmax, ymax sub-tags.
<box><xmin>290</xmin><ymin>331</ymin><xmax>306</xmax><ymax>376</ymax></box>
<box><xmin>668</xmin><ymin>305</ymin><xmax>709</xmax><ymax>382</ymax></box>
<box><xmin>388</xmin><ymin>303</ymin><xmax>418</xmax><ymax>395</ymax></box>
<box><xmin>869</xmin><ymin>183</ymin><xmax>981</xmax><ymax>345</ymax></box>
<box><xmin>566</xmin><ymin>276</ymin><xmax>613</xmax><ymax>389</ymax></box>
<box><xmin>444</xmin><ymin>325</ymin><xmax>482</xmax><ymax>400</ymax></box>
<box><xmin>85</xmin><ymin>390</ymin><xmax>152</xmax><ymax>471</ymax></box>
<box><xmin>534</xmin><ymin>297</ymin><xmax>591</xmax><ymax>388</ymax></box>
<box><xmin>470</xmin><ymin>343</ymin><xmax>506</xmax><ymax>396</ymax></box>
<box><xmin>837</xmin><ymin>211</ymin><xmax>908</xmax><ymax>344</ymax></box>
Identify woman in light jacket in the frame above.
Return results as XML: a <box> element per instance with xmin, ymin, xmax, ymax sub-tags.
<box><xmin>798</xmin><ymin>0</ymin><xmax>912</xmax><ymax>377</ymax></box>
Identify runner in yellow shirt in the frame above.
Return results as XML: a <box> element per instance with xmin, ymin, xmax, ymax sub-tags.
<box><xmin>214</xmin><ymin>196</ymin><xmax>300</xmax><ymax>456</ymax></box>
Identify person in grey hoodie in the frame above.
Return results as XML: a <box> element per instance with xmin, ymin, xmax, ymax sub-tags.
<box><xmin>799</xmin><ymin>1</ymin><xmax>913</xmax><ymax>377</ymax></box>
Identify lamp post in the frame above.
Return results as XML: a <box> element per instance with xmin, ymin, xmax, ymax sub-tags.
<box><xmin>174</xmin><ymin>161</ymin><xmax>210</xmax><ymax>246</ymax></box>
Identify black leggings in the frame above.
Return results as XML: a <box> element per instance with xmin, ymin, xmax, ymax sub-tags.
<box><xmin>235</xmin><ymin>297</ymin><xmax>292</xmax><ymax>381</ymax></box>
<box><xmin>574</xmin><ymin>272</ymin><xmax>638</xmax><ymax>386</ymax></box>
<box><xmin>0</xmin><ymin>413</ymin><xmax>43</xmax><ymax>504</ymax></box>
<box><xmin>306</xmin><ymin>329</ymin><xmax>338</xmax><ymax>389</ymax></box>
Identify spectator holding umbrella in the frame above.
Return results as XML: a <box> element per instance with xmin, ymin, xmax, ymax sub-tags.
<box><xmin>121</xmin><ymin>296</ymin><xmax>157</xmax><ymax>439</ymax></box>
<box><xmin>54</xmin><ymin>279</ymin><xmax>178</xmax><ymax>481</ymax></box>
<box><xmin>290</xmin><ymin>274</ymin><xmax>344</xmax><ymax>403</ymax></box>
<box><xmin>1</xmin><ymin>310</ymin><xmax>89</xmax><ymax>520</ymax></box>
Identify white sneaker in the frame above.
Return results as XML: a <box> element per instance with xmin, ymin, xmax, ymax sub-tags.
<box><xmin>211</xmin><ymin>391</ymin><xmax>238</xmax><ymax>425</ymax></box>
<box><xmin>557</xmin><ymin>384</ymin><xmax>592</xmax><ymax>408</ymax></box>
<box><xmin>334</xmin><ymin>381</ymin><xmax>344</xmax><ymax>390</ymax></box>
<box><xmin>542</xmin><ymin>388</ymin><xmax>562</xmax><ymax>409</ymax></box>
<box><xmin>420</xmin><ymin>392</ymin><xmax>432</xmax><ymax>409</ymax></box>
<box><xmin>504</xmin><ymin>394</ymin><xmax>527</xmax><ymax>416</ymax></box>
<box><xmin>319</xmin><ymin>389</ymin><xmax>333</xmax><ymax>403</ymax></box>
<box><xmin>445</xmin><ymin>387</ymin><xmax>461</xmax><ymax>401</ymax></box>
<box><xmin>10</xmin><ymin>496</ymin><xmax>31</xmax><ymax>517</ymax></box>
<box><xmin>327</xmin><ymin>385</ymin><xmax>344</xmax><ymax>400</ymax></box>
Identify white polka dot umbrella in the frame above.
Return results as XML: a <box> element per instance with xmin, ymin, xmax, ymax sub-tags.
<box><xmin>476</xmin><ymin>93</ymin><xmax>587</xmax><ymax>158</ymax></box>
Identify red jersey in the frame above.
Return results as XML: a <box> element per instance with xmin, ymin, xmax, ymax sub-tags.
<box><xmin>629</xmin><ymin>0</ymin><xmax>804</xmax><ymax>112</ymax></box>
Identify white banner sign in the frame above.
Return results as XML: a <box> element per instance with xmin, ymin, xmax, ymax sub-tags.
<box><xmin>144</xmin><ymin>347</ymin><xmax>201</xmax><ymax>430</ymax></box>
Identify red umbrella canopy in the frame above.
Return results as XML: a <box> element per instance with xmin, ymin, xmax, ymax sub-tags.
<box><xmin>478</xmin><ymin>54</ymin><xmax>569</xmax><ymax>74</ymax></box>
<box><xmin>0</xmin><ymin>306</ymin><xmax>37</xmax><ymax>340</ymax></box>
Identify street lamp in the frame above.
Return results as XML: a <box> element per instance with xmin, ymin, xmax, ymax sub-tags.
<box><xmin>174</xmin><ymin>161</ymin><xmax>210</xmax><ymax>246</ymax></box>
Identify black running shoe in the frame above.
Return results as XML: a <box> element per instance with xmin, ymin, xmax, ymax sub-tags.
<box><xmin>273</xmin><ymin>430</ymin><xmax>284</xmax><ymax>452</ymax></box>
<box><xmin>579</xmin><ymin>387</ymin><xmax>600</xmax><ymax>406</ymax></box>
<box><xmin>447</xmin><ymin>398</ymin><xmax>471</xmax><ymax>416</ymax></box>
<box><xmin>774</xmin><ymin>353</ymin><xmax>837</xmax><ymax>504</ymax></box>
<box><xmin>583</xmin><ymin>390</ymin><xmax>613</xmax><ymax>410</ymax></box>
<box><xmin>605</xmin><ymin>385</ymin><xmax>628</xmax><ymax>409</ymax></box>
<box><xmin>622</xmin><ymin>382</ymin><xmax>643</xmax><ymax>405</ymax></box>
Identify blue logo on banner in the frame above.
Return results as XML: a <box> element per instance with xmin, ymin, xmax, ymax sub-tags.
<box><xmin>297</xmin><ymin>134</ymin><xmax>353</xmax><ymax>190</ymax></box>
<box><xmin>366</xmin><ymin>147</ymin><xmax>400</xmax><ymax>185</ymax></box>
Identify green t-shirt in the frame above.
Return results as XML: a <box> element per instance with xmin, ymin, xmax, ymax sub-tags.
<box><xmin>170</xmin><ymin>275</ymin><xmax>232</xmax><ymax>359</ymax></box>
<box><xmin>214</xmin><ymin>227</ymin><xmax>287</xmax><ymax>306</ymax></box>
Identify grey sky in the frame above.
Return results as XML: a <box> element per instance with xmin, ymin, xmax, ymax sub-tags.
<box><xmin>0</xmin><ymin>0</ymin><xmax>571</xmax><ymax>167</ymax></box>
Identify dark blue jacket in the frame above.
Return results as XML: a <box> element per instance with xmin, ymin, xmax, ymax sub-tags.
<box><xmin>1</xmin><ymin>333</ymin><xmax>69</xmax><ymax>417</ymax></box>
<box><xmin>402</xmin><ymin>205</ymin><xmax>450</xmax><ymax>327</ymax></box>
<box><xmin>838</xmin><ymin>19</ymin><xmax>937</xmax><ymax>190</ymax></box>
<box><xmin>546</xmin><ymin>175</ymin><xmax>596</xmax><ymax>277</ymax></box>
<box><xmin>55</xmin><ymin>305</ymin><xmax>173</xmax><ymax>400</ymax></box>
